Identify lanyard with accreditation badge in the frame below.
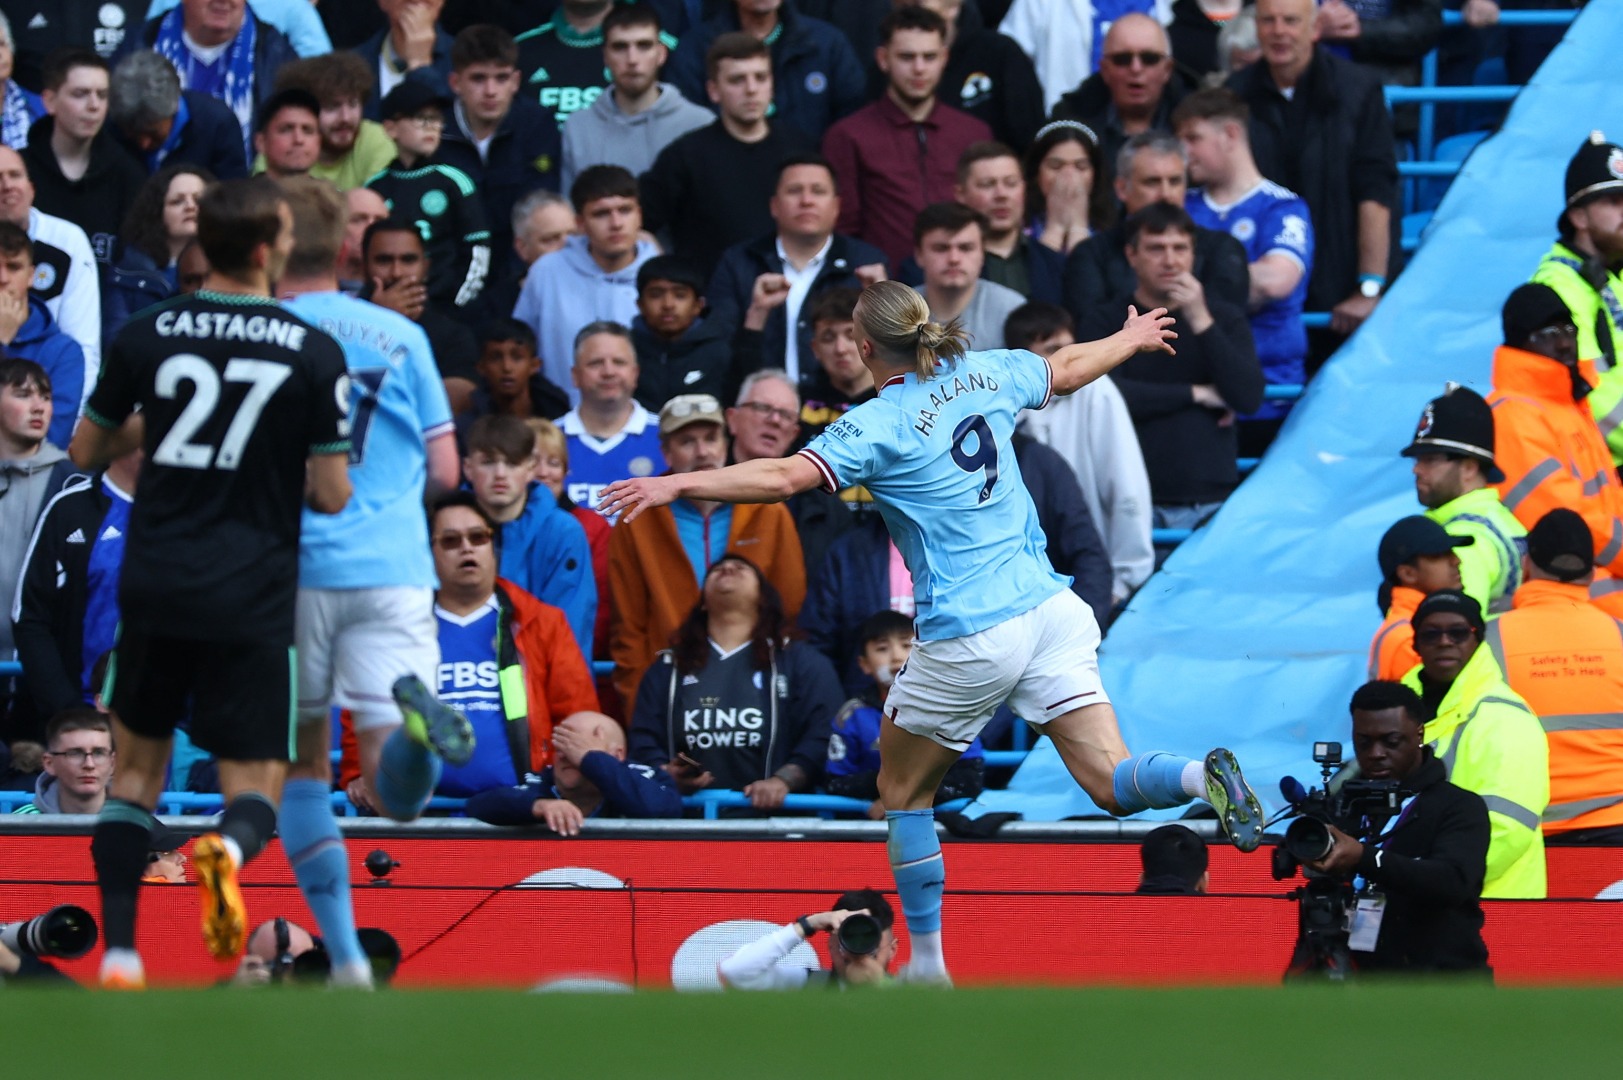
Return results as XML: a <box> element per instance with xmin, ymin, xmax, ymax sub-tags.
<box><xmin>1346</xmin><ymin>794</ymin><xmax>1419</xmax><ymax>952</ymax></box>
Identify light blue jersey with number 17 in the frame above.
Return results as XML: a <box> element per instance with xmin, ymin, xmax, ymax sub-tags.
<box><xmin>288</xmin><ymin>292</ymin><xmax>453</xmax><ymax>590</ymax></box>
<box><xmin>798</xmin><ymin>348</ymin><xmax>1069</xmax><ymax>640</ymax></box>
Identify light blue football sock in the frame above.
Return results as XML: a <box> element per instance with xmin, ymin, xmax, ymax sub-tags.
<box><xmin>886</xmin><ymin>809</ymin><xmax>944</xmax><ymax>934</ymax></box>
<box><xmin>278</xmin><ymin>778</ymin><xmax>365</xmax><ymax>970</ymax></box>
<box><xmin>1112</xmin><ymin>752</ymin><xmax>1200</xmax><ymax>813</ymax></box>
<box><xmin>375</xmin><ymin>727</ymin><xmax>441</xmax><ymax>821</ymax></box>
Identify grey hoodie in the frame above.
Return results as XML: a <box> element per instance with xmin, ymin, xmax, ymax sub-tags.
<box><xmin>559</xmin><ymin>83</ymin><xmax>714</xmax><ymax>195</ymax></box>
<box><xmin>14</xmin><ymin>770</ymin><xmax>62</xmax><ymax>814</ymax></box>
<box><xmin>0</xmin><ymin>442</ymin><xmax>73</xmax><ymax>656</ymax></box>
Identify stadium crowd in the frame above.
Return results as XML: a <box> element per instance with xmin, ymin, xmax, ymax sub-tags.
<box><xmin>0</xmin><ymin>0</ymin><xmax>1605</xmax><ymax>884</ymax></box>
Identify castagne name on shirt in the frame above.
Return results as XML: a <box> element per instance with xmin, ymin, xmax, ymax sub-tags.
<box><xmin>154</xmin><ymin>310</ymin><xmax>308</xmax><ymax>351</ymax></box>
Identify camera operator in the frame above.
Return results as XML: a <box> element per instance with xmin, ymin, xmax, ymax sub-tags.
<box><xmin>1304</xmin><ymin>681</ymin><xmax>1492</xmax><ymax>974</ymax></box>
<box><xmin>717</xmin><ymin>890</ymin><xmax>898</xmax><ymax>990</ymax></box>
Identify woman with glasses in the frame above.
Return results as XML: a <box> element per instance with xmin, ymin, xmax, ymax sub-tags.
<box><xmin>602</xmin><ymin>280</ymin><xmax>1265</xmax><ymax>984</ymax></box>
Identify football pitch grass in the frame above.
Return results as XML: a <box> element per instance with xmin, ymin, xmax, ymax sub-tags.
<box><xmin>6</xmin><ymin>983</ymin><xmax>1622</xmax><ymax>1078</ymax></box>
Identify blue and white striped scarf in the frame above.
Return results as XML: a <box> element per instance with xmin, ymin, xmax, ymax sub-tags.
<box><xmin>2</xmin><ymin>81</ymin><xmax>41</xmax><ymax>150</ymax></box>
<box><xmin>151</xmin><ymin>7</ymin><xmax>259</xmax><ymax>156</ymax></box>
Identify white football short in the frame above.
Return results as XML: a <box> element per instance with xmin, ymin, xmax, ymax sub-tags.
<box><xmin>884</xmin><ymin>588</ymin><xmax>1108</xmax><ymax>751</ymax></box>
<box><xmin>295</xmin><ymin>586</ymin><xmax>439</xmax><ymax>732</ymax></box>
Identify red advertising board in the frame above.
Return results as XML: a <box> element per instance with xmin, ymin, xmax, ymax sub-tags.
<box><xmin>3</xmin><ymin>835</ymin><xmax>1621</xmax><ymax>987</ymax></box>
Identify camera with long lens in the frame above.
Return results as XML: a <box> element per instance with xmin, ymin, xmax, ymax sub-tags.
<box><xmin>1</xmin><ymin>904</ymin><xmax>99</xmax><ymax>959</ymax></box>
<box><xmin>836</xmin><ymin>913</ymin><xmax>883</xmax><ymax>957</ymax></box>
<box><xmin>1270</xmin><ymin>743</ymin><xmax>1412</xmax><ymax>979</ymax></box>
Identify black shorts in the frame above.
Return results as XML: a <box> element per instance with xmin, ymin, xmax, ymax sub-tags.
<box><xmin>105</xmin><ymin>629</ymin><xmax>296</xmax><ymax>762</ymax></box>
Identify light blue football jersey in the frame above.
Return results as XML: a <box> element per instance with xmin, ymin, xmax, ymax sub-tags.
<box><xmin>799</xmin><ymin>349</ymin><xmax>1069</xmax><ymax>640</ymax></box>
<box><xmin>288</xmin><ymin>292</ymin><xmax>453</xmax><ymax>589</ymax></box>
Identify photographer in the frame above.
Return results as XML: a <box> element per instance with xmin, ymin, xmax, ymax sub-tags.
<box><xmin>1304</xmin><ymin>681</ymin><xmax>1492</xmax><ymax>974</ymax></box>
<box><xmin>717</xmin><ymin>890</ymin><xmax>898</xmax><ymax>990</ymax></box>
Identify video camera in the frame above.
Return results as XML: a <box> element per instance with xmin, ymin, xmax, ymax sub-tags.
<box><xmin>1270</xmin><ymin>743</ymin><xmax>1412</xmax><ymax>979</ymax></box>
<box><xmin>1</xmin><ymin>904</ymin><xmax>99</xmax><ymax>959</ymax></box>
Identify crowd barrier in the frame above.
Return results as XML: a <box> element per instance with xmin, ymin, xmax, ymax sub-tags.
<box><xmin>2</xmin><ymin>828</ymin><xmax>1618</xmax><ymax>988</ymax></box>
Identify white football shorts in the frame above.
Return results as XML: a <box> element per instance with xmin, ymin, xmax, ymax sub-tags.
<box><xmin>295</xmin><ymin>586</ymin><xmax>439</xmax><ymax>732</ymax></box>
<box><xmin>884</xmin><ymin>588</ymin><xmax>1108</xmax><ymax>751</ymax></box>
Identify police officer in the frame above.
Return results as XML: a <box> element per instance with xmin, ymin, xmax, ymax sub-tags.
<box><xmin>1531</xmin><ymin>131</ymin><xmax>1623</xmax><ymax>464</ymax></box>
<box><xmin>1401</xmin><ymin>384</ymin><xmax>1527</xmax><ymax>615</ymax></box>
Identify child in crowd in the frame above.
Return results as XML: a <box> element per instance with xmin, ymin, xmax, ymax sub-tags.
<box><xmin>629</xmin><ymin>255</ymin><xmax>739</xmax><ymax>412</ymax></box>
<box><xmin>824</xmin><ymin>611</ymin><xmax>985</xmax><ymax>818</ymax></box>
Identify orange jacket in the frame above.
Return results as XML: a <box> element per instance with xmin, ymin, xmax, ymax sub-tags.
<box><xmin>1368</xmin><ymin>586</ymin><xmax>1424</xmax><ymax>682</ymax></box>
<box><xmin>1489</xmin><ymin>345</ymin><xmax>1623</xmax><ymax>575</ymax></box>
<box><xmin>339</xmin><ymin>579</ymin><xmax>600</xmax><ymax>789</ymax></box>
<box><xmin>608</xmin><ymin>500</ymin><xmax>805</xmax><ymax>704</ymax></box>
<box><xmin>1588</xmin><ymin>569</ymin><xmax>1623</xmax><ymax>619</ymax></box>
<box><xmin>1484</xmin><ymin>578</ymin><xmax>1623</xmax><ymax>834</ymax></box>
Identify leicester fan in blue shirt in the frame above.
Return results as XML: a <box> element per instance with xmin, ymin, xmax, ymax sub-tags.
<box><xmin>1176</xmin><ymin>88</ymin><xmax>1314</xmax><ymax>458</ymax></box>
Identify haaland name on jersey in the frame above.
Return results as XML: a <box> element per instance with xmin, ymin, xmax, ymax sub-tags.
<box><xmin>907</xmin><ymin>369</ymin><xmax>999</xmax><ymax>436</ymax></box>
<box><xmin>154</xmin><ymin>309</ymin><xmax>308</xmax><ymax>349</ymax></box>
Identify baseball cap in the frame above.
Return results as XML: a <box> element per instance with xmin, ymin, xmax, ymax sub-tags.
<box><xmin>380</xmin><ymin>79</ymin><xmax>451</xmax><ymax>122</ymax></box>
<box><xmin>1378</xmin><ymin>516</ymin><xmax>1474</xmax><ymax>582</ymax></box>
<box><xmin>1411</xmin><ymin>589</ymin><xmax>1485</xmax><ymax>633</ymax></box>
<box><xmin>148</xmin><ymin>820</ymin><xmax>186</xmax><ymax>854</ymax></box>
<box><xmin>1400</xmin><ymin>383</ymin><xmax>1505</xmax><ymax>483</ymax></box>
<box><xmin>1527</xmin><ymin>507</ymin><xmax>1594</xmax><ymax>581</ymax></box>
<box><xmin>658</xmin><ymin>393</ymin><xmax>724</xmax><ymax>437</ymax></box>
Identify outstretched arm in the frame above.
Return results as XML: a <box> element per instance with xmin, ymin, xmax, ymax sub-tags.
<box><xmin>599</xmin><ymin>455</ymin><xmax>824</xmax><ymax>524</ymax></box>
<box><xmin>1048</xmin><ymin>306</ymin><xmax>1177</xmax><ymax>398</ymax></box>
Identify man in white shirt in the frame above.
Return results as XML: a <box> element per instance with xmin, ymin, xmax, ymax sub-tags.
<box><xmin>0</xmin><ymin>145</ymin><xmax>99</xmax><ymax>374</ymax></box>
<box><xmin>717</xmin><ymin>890</ymin><xmax>899</xmax><ymax>990</ymax></box>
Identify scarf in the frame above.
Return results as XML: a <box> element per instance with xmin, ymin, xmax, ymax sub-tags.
<box><xmin>2</xmin><ymin>81</ymin><xmax>41</xmax><ymax>150</ymax></box>
<box><xmin>152</xmin><ymin>7</ymin><xmax>258</xmax><ymax>157</ymax></box>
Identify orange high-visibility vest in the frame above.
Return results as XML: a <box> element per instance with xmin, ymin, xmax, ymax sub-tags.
<box><xmin>1369</xmin><ymin>586</ymin><xmax>1424</xmax><ymax>682</ymax></box>
<box><xmin>1484</xmin><ymin>579</ymin><xmax>1623</xmax><ymax>834</ymax></box>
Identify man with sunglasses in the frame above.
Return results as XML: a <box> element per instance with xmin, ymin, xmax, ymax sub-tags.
<box><xmin>1049</xmin><ymin>13</ymin><xmax>1192</xmax><ymax>190</ymax></box>
<box><xmin>1403</xmin><ymin>589</ymin><xmax>1548</xmax><ymax>898</ymax></box>
<box><xmin>998</xmin><ymin>0</ymin><xmax>1166</xmax><ymax>114</ymax></box>
<box><xmin>11</xmin><ymin>707</ymin><xmax>112</xmax><ymax>815</ymax></box>
<box><xmin>346</xmin><ymin>490</ymin><xmax>597</xmax><ymax>809</ymax></box>
<box><xmin>1489</xmin><ymin>283</ymin><xmax>1623</xmax><ymax>580</ymax></box>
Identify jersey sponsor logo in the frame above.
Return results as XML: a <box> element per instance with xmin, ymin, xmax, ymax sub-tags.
<box><xmin>420</xmin><ymin>190</ymin><xmax>449</xmax><ymax>218</ymax></box>
<box><xmin>1231</xmin><ymin>218</ymin><xmax>1256</xmax><ymax>243</ymax></box>
<box><xmin>1276</xmin><ymin>214</ymin><xmax>1309</xmax><ymax>252</ymax></box>
<box><xmin>825</xmin><ymin>417</ymin><xmax>862</xmax><ymax>442</ymax></box>
<box><xmin>683</xmin><ymin>706</ymin><xmax>764</xmax><ymax>749</ymax></box>
<box><xmin>913</xmin><ymin>371</ymin><xmax>998</xmax><ymax>437</ymax></box>
<box><xmin>805</xmin><ymin>71</ymin><xmax>828</xmax><ymax>94</ymax></box>
<box><xmin>537</xmin><ymin>86</ymin><xmax>602</xmax><ymax>121</ymax></box>
<box><xmin>437</xmin><ymin>659</ymin><xmax>499</xmax><ymax>692</ymax></box>
<box><xmin>959</xmin><ymin>72</ymin><xmax>992</xmax><ymax>108</ymax></box>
